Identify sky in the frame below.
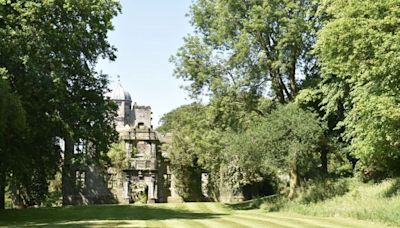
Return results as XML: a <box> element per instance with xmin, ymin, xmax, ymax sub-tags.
<box><xmin>96</xmin><ymin>1</ymin><xmax>194</xmax><ymax>127</ymax></box>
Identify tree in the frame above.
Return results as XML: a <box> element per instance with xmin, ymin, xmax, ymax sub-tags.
<box><xmin>171</xmin><ymin>0</ymin><xmax>319</xmax><ymax>105</ymax></box>
<box><xmin>248</xmin><ymin>103</ymin><xmax>324</xmax><ymax>198</ymax></box>
<box><xmin>158</xmin><ymin>103</ymin><xmax>218</xmax><ymax>201</ymax></box>
<box><xmin>169</xmin><ymin>0</ymin><xmax>325</xmax><ymax>201</ymax></box>
<box><xmin>0</xmin><ymin>75</ymin><xmax>26</xmax><ymax>209</ymax></box>
<box><xmin>0</xmin><ymin>0</ymin><xmax>120</xmax><ymax>206</ymax></box>
<box><xmin>220</xmin><ymin>129</ymin><xmax>276</xmax><ymax>199</ymax></box>
<box><xmin>315</xmin><ymin>0</ymin><xmax>400</xmax><ymax>177</ymax></box>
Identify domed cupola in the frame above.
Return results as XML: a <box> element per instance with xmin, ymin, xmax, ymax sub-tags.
<box><xmin>111</xmin><ymin>79</ymin><xmax>132</xmax><ymax>101</ymax></box>
<box><xmin>110</xmin><ymin>76</ymin><xmax>133</xmax><ymax>128</ymax></box>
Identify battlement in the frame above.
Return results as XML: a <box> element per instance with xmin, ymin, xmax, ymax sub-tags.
<box><xmin>133</xmin><ymin>104</ymin><xmax>151</xmax><ymax>110</ymax></box>
<box><xmin>133</xmin><ymin>104</ymin><xmax>152</xmax><ymax>129</ymax></box>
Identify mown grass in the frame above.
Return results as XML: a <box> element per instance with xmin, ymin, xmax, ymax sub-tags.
<box><xmin>0</xmin><ymin>201</ymin><xmax>389</xmax><ymax>227</ymax></box>
<box><xmin>0</xmin><ymin>204</ymin><xmax>225</xmax><ymax>227</ymax></box>
<box><xmin>1</xmin><ymin>180</ymin><xmax>398</xmax><ymax>227</ymax></box>
<box><xmin>259</xmin><ymin>178</ymin><xmax>400</xmax><ymax>226</ymax></box>
<box><xmin>225</xmin><ymin>195</ymin><xmax>278</xmax><ymax>210</ymax></box>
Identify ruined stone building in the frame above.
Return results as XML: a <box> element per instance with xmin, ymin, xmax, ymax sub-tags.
<box><xmin>108</xmin><ymin>81</ymin><xmax>170</xmax><ymax>204</ymax></box>
<box><xmin>62</xmin><ymin>80</ymin><xmax>180</xmax><ymax>205</ymax></box>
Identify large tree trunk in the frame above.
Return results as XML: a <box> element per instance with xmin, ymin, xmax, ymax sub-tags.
<box><xmin>279</xmin><ymin>75</ymin><xmax>292</xmax><ymax>101</ymax></box>
<box><xmin>11</xmin><ymin>180</ymin><xmax>24</xmax><ymax>208</ymax></box>
<box><xmin>62</xmin><ymin>138</ymin><xmax>74</xmax><ymax>205</ymax></box>
<box><xmin>288</xmin><ymin>160</ymin><xmax>299</xmax><ymax>199</ymax></box>
<box><xmin>289</xmin><ymin>56</ymin><xmax>297</xmax><ymax>98</ymax></box>
<box><xmin>272</xmin><ymin>75</ymin><xmax>285</xmax><ymax>103</ymax></box>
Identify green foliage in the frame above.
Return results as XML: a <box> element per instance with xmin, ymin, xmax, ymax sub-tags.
<box><xmin>220</xmin><ymin>103</ymin><xmax>325</xmax><ymax>199</ymax></box>
<box><xmin>0</xmin><ymin>0</ymin><xmax>120</xmax><ymax>205</ymax></box>
<box><xmin>172</xmin><ymin>0</ymin><xmax>319</xmax><ymax>105</ymax></box>
<box><xmin>42</xmin><ymin>172</ymin><xmax>62</xmax><ymax>207</ymax></box>
<box><xmin>315</xmin><ymin>0</ymin><xmax>400</xmax><ymax>177</ymax></box>
<box><xmin>256</xmin><ymin>103</ymin><xmax>325</xmax><ymax>176</ymax></box>
<box><xmin>135</xmin><ymin>192</ymin><xmax>148</xmax><ymax>204</ymax></box>
<box><xmin>281</xmin><ymin>178</ymin><xmax>400</xmax><ymax>226</ymax></box>
<box><xmin>159</xmin><ymin>103</ymin><xmax>213</xmax><ymax>201</ymax></box>
<box><xmin>107</xmin><ymin>142</ymin><xmax>130</xmax><ymax>171</ymax></box>
<box><xmin>159</xmin><ymin>99</ymin><xmax>325</xmax><ymax>201</ymax></box>
<box><xmin>4</xmin><ymin>191</ymin><xmax>12</xmax><ymax>209</ymax></box>
<box><xmin>383</xmin><ymin>178</ymin><xmax>400</xmax><ymax>198</ymax></box>
<box><xmin>208</xmin><ymin>93</ymin><xmax>275</xmax><ymax>132</ymax></box>
<box><xmin>221</xmin><ymin>129</ymin><xmax>274</xmax><ymax>195</ymax></box>
<box><xmin>233</xmin><ymin>178</ymin><xmax>400</xmax><ymax>226</ymax></box>
<box><xmin>0</xmin><ymin>76</ymin><xmax>26</xmax><ymax>208</ymax></box>
<box><xmin>296</xmin><ymin>178</ymin><xmax>349</xmax><ymax>204</ymax></box>
<box><xmin>166</xmin><ymin>0</ymin><xmax>334</xmax><ymax>202</ymax></box>
<box><xmin>173</xmin><ymin>167</ymin><xmax>203</xmax><ymax>202</ymax></box>
<box><xmin>130</xmin><ymin>182</ymin><xmax>148</xmax><ymax>204</ymax></box>
<box><xmin>327</xmin><ymin>147</ymin><xmax>353</xmax><ymax>178</ymax></box>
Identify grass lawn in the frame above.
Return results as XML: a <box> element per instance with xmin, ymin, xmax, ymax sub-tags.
<box><xmin>0</xmin><ymin>202</ymin><xmax>391</xmax><ymax>227</ymax></box>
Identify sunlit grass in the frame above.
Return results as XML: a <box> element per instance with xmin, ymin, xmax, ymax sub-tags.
<box><xmin>0</xmin><ymin>201</ymin><xmax>392</xmax><ymax>227</ymax></box>
<box><xmin>279</xmin><ymin>178</ymin><xmax>400</xmax><ymax>226</ymax></box>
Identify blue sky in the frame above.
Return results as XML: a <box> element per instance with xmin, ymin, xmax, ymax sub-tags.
<box><xmin>96</xmin><ymin>0</ymin><xmax>193</xmax><ymax>127</ymax></box>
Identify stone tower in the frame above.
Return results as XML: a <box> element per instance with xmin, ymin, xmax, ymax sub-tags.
<box><xmin>108</xmin><ymin>79</ymin><xmax>170</xmax><ymax>204</ymax></box>
<box><xmin>110</xmin><ymin>79</ymin><xmax>132</xmax><ymax>128</ymax></box>
<box><xmin>62</xmin><ymin>78</ymin><xmax>171</xmax><ymax>206</ymax></box>
<box><xmin>133</xmin><ymin>104</ymin><xmax>152</xmax><ymax>129</ymax></box>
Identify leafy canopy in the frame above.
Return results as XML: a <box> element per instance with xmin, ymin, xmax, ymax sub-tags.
<box><xmin>315</xmin><ymin>0</ymin><xmax>400</xmax><ymax>174</ymax></box>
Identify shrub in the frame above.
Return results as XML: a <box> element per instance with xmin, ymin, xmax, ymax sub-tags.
<box><xmin>260</xmin><ymin>195</ymin><xmax>289</xmax><ymax>212</ymax></box>
<box><xmin>297</xmin><ymin>178</ymin><xmax>349</xmax><ymax>204</ymax></box>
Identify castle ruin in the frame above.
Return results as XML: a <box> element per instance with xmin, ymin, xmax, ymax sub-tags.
<box><xmin>62</xmin><ymin>80</ymin><xmax>182</xmax><ymax>205</ymax></box>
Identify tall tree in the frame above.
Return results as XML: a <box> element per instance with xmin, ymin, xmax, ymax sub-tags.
<box><xmin>0</xmin><ymin>75</ymin><xmax>26</xmax><ymax>209</ymax></box>
<box><xmin>171</xmin><ymin>0</ymin><xmax>319</xmax><ymax>105</ymax></box>
<box><xmin>315</xmin><ymin>0</ymin><xmax>400</xmax><ymax>177</ymax></box>
<box><xmin>252</xmin><ymin>103</ymin><xmax>324</xmax><ymax>198</ymax></box>
<box><xmin>0</xmin><ymin>0</ymin><xmax>120</xmax><ymax>206</ymax></box>
<box><xmin>170</xmin><ymin>0</ymin><xmax>322</xmax><ymax>200</ymax></box>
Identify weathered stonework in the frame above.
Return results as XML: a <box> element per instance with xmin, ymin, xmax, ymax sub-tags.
<box><xmin>62</xmin><ymin>80</ymin><xmax>176</xmax><ymax>205</ymax></box>
<box><xmin>62</xmin><ymin>139</ymin><xmax>116</xmax><ymax>205</ymax></box>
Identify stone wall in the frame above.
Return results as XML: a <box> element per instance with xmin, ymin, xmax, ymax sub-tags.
<box><xmin>133</xmin><ymin>105</ymin><xmax>152</xmax><ymax>128</ymax></box>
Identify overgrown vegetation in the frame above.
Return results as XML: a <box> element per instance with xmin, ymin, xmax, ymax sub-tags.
<box><xmin>224</xmin><ymin>178</ymin><xmax>400</xmax><ymax>226</ymax></box>
<box><xmin>107</xmin><ymin>142</ymin><xmax>130</xmax><ymax>171</ymax></box>
<box><xmin>259</xmin><ymin>178</ymin><xmax>400</xmax><ymax>226</ymax></box>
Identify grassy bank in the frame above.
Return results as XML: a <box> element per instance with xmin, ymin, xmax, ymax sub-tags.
<box><xmin>257</xmin><ymin>178</ymin><xmax>400</xmax><ymax>226</ymax></box>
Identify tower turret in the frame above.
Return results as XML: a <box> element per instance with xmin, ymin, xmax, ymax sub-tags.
<box><xmin>110</xmin><ymin>78</ymin><xmax>132</xmax><ymax>128</ymax></box>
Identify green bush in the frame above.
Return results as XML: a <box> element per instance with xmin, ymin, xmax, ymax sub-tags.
<box><xmin>327</xmin><ymin>147</ymin><xmax>353</xmax><ymax>177</ymax></box>
<box><xmin>260</xmin><ymin>195</ymin><xmax>288</xmax><ymax>212</ymax></box>
<box><xmin>108</xmin><ymin>142</ymin><xmax>130</xmax><ymax>170</ymax></box>
<box><xmin>297</xmin><ymin>178</ymin><xmax>349</xmax><ymax>204</ymax></box>
<box><xmin>42</xmin><ymin>171</ymin><xmax>62</xmax><ymax>207</ymax></box>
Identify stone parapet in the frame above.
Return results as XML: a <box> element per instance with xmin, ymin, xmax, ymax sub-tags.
<box><xmin>121</xmin><ymin>130</ymin><xmax>158</xmax><ymax>141</ymax></box>
<box><xmin>125</xmin><ymin>158</ymin><xmax>157</xmax><ymax>171</ymax></box>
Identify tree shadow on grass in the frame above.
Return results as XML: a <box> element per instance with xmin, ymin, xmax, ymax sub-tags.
<box><xmin>225</xmin><ymin>195</ymin><xmax>279</xmax><ymax>210</ymax></box>
<box><xmin>0</xmin><ymin>204</ymin><xmax>226</xmax><ymax>227</ymax></box>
